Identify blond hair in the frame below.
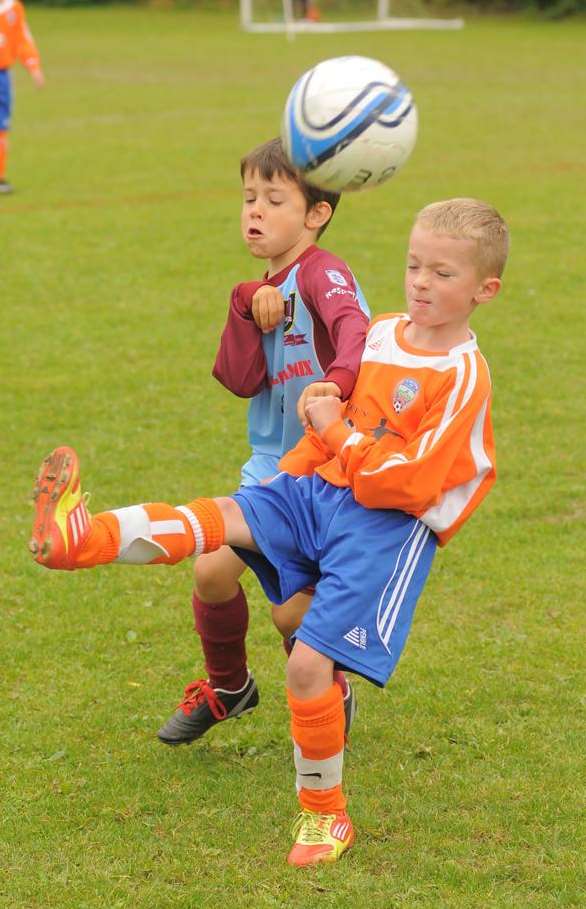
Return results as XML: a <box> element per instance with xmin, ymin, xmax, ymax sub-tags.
<box><xmin>415</xmin><ymin>198</ymin><xmax>509</xmax><ymax>278</ymax></box>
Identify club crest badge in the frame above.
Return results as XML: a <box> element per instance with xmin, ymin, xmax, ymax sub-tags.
<box><xmin>393</xmin><ymin>378</ymin><xmax>419</xmax><ymax>414</ymax></box>
<box><xmin>325</xmin><ymin>269</ymin><xmax>348</xmax><ymax>287</ymax></box>
<box><xmin>283</xmin><ymin>291</ymin><xmax>296</xmax><ymax>333</ymax></box>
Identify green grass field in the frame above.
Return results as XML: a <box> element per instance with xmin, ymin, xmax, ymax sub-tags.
<box><xmin>2</xmin><ymin>6</ymin><xmax>585</xmax><ymax>907</ymax></box>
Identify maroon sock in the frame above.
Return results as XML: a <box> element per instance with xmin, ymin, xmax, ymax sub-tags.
<box><xmin>333</xmin><ymin>669</ymin><xmax>349</xmax><ymax>699</ymax></box>
<box><xmin>192</xmin><ymin>587</ymin><xmax>249</xmax><ymax>691</ymax></box>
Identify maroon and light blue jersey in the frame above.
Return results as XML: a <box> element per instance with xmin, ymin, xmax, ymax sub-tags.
<box><xmin>213</xmin><ymin>245</ymin><xmax>369</xmax><ymax>483</ymax></box>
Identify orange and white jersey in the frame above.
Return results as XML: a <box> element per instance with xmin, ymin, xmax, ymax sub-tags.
<box><xmin>0</xmin><ymin>0</ymin><xmax>41</xmax><ymax>73</ymax></box>
<box><xmin>280</xmin><ymin>313</ymin><xmax>496</xmax><ymax>545</ymax></box>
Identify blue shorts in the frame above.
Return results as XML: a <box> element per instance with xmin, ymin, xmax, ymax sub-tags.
<box><xmin>240</xmin><ymin>452</ymin><xmax>280</xmax><ymax>487</ymax></box>
<box><xmin>233</xmin><ymin>473</ymin><xmax>437</xmax><ymax>687</ymax></box>
<box><xmin>0</xmin><ymin>70</ymin><xmax>12</xmax><ymax>132</ymax></box>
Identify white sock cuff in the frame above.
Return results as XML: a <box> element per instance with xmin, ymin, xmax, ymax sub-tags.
<box><xmin>176</xmin><ymin>505</ymin><xmax>205</xmax><ymax>556</ymax></box>
<box><xmin>175</xmin><ymin>505</ymin><xmax>205</xmax><ymax>555</ymax></box>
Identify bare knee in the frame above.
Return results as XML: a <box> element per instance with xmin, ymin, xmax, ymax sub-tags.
<box><xmin>287</xmin><ymin>640</ymin><xmax>333</xmax><ymax>700</ymax></box>
<box><xmin>215</xmin><ymin>496</ymin><xmax>255</xmax><ymax>549</ymax></box>
<box><xmin>193</xmin><ymin>547</ymin><xmax>244</xmax><ymax>603</ymax></box>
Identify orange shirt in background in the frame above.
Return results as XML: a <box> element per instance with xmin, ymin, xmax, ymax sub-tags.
<box><xmin>0</xmin><ymin>0</ymin><xmax>41</xmax><ymax>73</ymax></box>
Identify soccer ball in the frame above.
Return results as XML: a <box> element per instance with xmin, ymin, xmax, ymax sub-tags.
<box><xmin>281</xmin><ymin>55</ymin><xmax>418</xmax><ymax>193</ymax></box>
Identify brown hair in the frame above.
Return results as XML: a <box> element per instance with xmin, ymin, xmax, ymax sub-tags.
<box><xmin>415</xmin><ymin>198</ymin><xmax>509</xmax><ymax>278</ymax></box>
<box><xmin>240</xmin><ymin>137</ymin><xmax>340</xmax><ymax>238</ymax></box>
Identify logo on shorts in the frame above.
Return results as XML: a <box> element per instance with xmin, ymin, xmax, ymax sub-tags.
<box><xmin>393</xmin><ymin>378</ymin><xmax>419</xmax><ymax>414</ymax></box>
<box><xmin>325</xmin><ymin>269</ymin><xmax>348</xmax><ymax>287</ymax></box>
<box><xmin>343</xmin><ymin>626</ymin><xmax>367</xmax><ymax>650</ymax></box>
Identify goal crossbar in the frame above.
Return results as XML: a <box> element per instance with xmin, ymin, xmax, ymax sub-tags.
<box><xmin>240</xmin><ymin>0</ymin><xmax>464</xmax><ymax>32</ymax></box>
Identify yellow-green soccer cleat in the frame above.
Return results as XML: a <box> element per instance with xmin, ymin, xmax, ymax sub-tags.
<box><xmin>29</xmin><ymin>446</ymin><xmax>90</xmax><ymax>570</ymax></box>
<box><xmin>287</xmin><ymin>809</ymin><xmax>355</xmax><ymax>867</ymax></box>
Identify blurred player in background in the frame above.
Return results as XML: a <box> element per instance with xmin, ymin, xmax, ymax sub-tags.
<box><xmin>0</xmin><ymin>0</ymin><xmax>44</xmax><ymax>194</ymax></box>
<box><xmin>294</xmin><ymin>0</ymin><xmax>321</xmax><ymax>20</ymax></box>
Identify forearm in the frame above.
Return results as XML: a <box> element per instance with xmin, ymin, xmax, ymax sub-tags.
<box><xmin>212</xmin><ymin>282</ymin><xmax>268</xmax><ymax>396</ymax></box>
<box><xmin>322</xmin><ymin>311</ymin><xmax>368</xmax><ymax>399</ymax></box>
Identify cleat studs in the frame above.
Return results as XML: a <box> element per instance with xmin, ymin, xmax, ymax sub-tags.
<box><xmin>46</xmin><ymin>472</ymin><xmax>57</xmax><ymax>481</ymax></box>
<box><xmin>29</xmin><ymin>540</ymin><xmax>39</xmax><ymax>554</ymax></box>
<box><xmin>41</xmin><ymin>541</ymin><xmax>51</xmax><ymax>558</ymax></box>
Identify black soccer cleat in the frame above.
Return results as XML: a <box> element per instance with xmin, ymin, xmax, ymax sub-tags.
<box><xmin>343</xmin><ymin>681</ymin><xmax>357</xmax><ymax>744</ymax></box>
<box><xmin>0</xmin><ymin>180</ymin><xmax>14</xmax><ymax>195</ymax></box>
<box><xmin>157</xmin><ymin>672</ymin><xmax>259</xmax><ymax>746</ymax></box>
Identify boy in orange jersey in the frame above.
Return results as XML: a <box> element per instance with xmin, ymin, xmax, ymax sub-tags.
<box><xmin>29</xmin><ymin>198</ymin><xmax>509</xmax><ymax>867</ymax></box>
<box><xmin>157</xmin><ymin>138</ymin><xmax>368</xmax><ymax>748</ymax></box>
<box><xmin>0</xmin><ymin>0</ymin><xmax>44</xmax><ymax>193</ymax></box>
<box><xmin>294</xmin><ymin>0</ymin><xmax>321</xmax><ymax>20</ymax></box>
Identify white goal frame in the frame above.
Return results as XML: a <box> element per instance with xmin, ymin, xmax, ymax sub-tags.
<box><xmin>240</xmin><ymin>0</ymin><xmax>463</xmax><ymax>34</ymax></box>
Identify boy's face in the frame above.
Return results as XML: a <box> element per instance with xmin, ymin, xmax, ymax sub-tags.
<box><xmin>405</xmin><ymin>225</ymin><xmax>497</xmax><ymax>332</ymax></box>
<box><xmin>240</xmin><ymin>168</ymin><xmax>316</xmax><ymax>269</ymax></box>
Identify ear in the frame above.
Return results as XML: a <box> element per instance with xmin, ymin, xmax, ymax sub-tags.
<box><xmin>474</xmin><ymin>276</ymin><xmax>501</xmax><ymax>306</ymax></box>
<box><xmin>305</xmin><ymin>201</ymin><xmax>332</xmax><ymax>233</ymax></box>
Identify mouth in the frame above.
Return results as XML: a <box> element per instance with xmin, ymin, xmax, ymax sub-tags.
<box><xmin>247</xmin><ymin>228</ymin><xmax>263</xmax><ymax>239</ymax></box>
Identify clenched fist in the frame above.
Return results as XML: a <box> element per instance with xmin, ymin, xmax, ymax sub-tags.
<box><xmin>251</xmin><ymin>285</ymin><xmax>285</xmax><ymax>334</ymax></box>
<box><xmin>304</xmin><ymin>395</ymin><xmax>343</xmax><ymax>436</ymax></box>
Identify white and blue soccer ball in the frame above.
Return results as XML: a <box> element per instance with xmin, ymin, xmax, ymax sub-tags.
<box><xmin>282</xmin><ymin>55</ymin><xmax>418</xmax><ymax>193</ymax></box>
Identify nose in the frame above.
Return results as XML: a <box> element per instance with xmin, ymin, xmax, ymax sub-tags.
<box><xmin>249</xmin><ymin>199</ymin><xmax>264</xmax><ymax>220</ymax></box>
<box><xmin>412</xmin><ymin>268</ymin><xmax>429</xmax><ymax>289</ymax></box>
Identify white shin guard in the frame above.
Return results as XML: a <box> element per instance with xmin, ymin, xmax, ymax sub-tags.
<box><xmin>293</xmin><ymin>742</ymin><xmax>344</xmax><ymax>793</ymax></box>
<box><xmin>111</xmin><ymin>505</ymin><xmax>170</xmax><ymax>564</ymax></box>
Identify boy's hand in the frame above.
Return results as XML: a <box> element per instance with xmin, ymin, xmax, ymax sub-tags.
<box><xmin>304</xmin><ymin>394</ymin><xmax>343</xmax><ymax>436</ymax></box>
<box><xmin>297</xmin><ymin>381</ymin><xmax>342</xmax><ymax>426</ymax></box>
<box><xmin>31</xmin><ymin>69</ymin><xmax>45</xmax><ymax>88</ymax></box>
<box><xmin>251</xmin><ymin>285</ymin><xmax>285</xmax><ymax>334</ymax></box>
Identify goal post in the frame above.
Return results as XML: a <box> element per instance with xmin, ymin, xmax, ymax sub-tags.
<box><xmin>240</xmin><ymin>0</ymin><xmax>464</xmax><ymax>33</ymax></box>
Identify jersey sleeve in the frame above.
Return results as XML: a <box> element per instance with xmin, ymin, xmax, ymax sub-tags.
<box><xmin>16</xmin><ymin>4</ymin><xmax>41</xmax><ymax>74</ymax></box>
<box><xmin>321</xmin><ymin>360</ymin><xmax>496</xmax><ymax>542</ymax></box>
<box><xmin>279</xmin><ymin>426</ymin><xmax>333</xmax><ymax>476</ymax></box>
<box><xmin>212</xmin><ymin>281</ymin><xmax>268</xmax><ymax>398</ymax></box>
<box><xmin>297</xmin><ymin>253</ymin><xmax>368</xmax><ymax>400</ymax></box>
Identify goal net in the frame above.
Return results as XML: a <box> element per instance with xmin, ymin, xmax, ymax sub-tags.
<box><xmin>240</xmin><ymin>0</ymin><xmax>463</xmax><ymax>33</ymax></box>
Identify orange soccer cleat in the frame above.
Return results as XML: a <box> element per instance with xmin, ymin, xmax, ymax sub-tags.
<box><xmin>287</xmin><ymin>809</ymin><xmax>354</xmax><ymax>867</ymax></box>
<box><xmin>29</xmin><ymin>446</ymin><xmax>91</xmax><ymax>570</ymax></box>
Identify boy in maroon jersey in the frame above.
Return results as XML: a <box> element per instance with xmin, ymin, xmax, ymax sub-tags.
<box><xmin>155</xmin><ymin>138</ymin><xmax>369</xmax><ymax>747</ymax></box>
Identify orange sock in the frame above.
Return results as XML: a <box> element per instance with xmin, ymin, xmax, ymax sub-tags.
<box><xmin>76</xmin><ymin>511</ymin><xmax>121</xmax><ymax>568</ymax></box>
<box><xmin>74</xmin><ymin>498</ymin><xmax>225</xmax><ymax>568</ymax></box>
<box><xmin>288</xmin><ymin>683</ymin><xmax>346</xmax><ymax>813</ymax></box>
<box><xmin>181</xmin><ymin>497</ymin><xmax>225</xmax><ymax>555</ymax></box>
<box><xmin>0</xmin><ymin>131</ymin><xmax>7</xmax><ymax>180</ymax></box>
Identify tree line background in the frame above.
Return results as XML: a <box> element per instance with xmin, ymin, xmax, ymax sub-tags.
<box><xmin>23</xmin><ymin>0</ymin><xmax>586</xmax><ymax>19</ymax></box>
